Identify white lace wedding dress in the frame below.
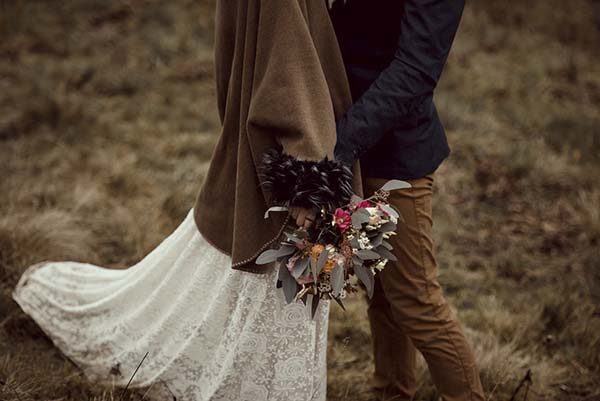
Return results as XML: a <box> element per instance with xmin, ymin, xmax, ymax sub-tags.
<box><xmin>12</xmin><ymin>208</ymin><xmax>329</xmax><ymax>401</ymax></box>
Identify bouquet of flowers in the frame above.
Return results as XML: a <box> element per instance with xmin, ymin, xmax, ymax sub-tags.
<box><xmin>257</xmin><ymin>150</ymin><xmax>411</xmax><ymax>316</ymax></box>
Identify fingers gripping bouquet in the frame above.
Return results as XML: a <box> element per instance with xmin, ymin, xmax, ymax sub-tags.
<box><xmin>257</xmin><ymin>148</ymin><xmax>411</xmax><ymax>316</ymax></box>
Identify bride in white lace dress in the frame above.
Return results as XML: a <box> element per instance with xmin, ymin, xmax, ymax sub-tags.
<box><xmin>12</xmin><ymin>0</ymin><xmax>357</xmax><ymax>400</ymax></box>
<box><xmin>13</xmin><ymin>209</ymin><xmax>329</xmax><ymax>400</ymax></box>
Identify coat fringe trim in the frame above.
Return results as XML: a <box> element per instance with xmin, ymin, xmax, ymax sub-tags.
<box><xmin>259</xmin><ymin>148</ymin><xmax>354</xmax><ymax>211</ymax></box>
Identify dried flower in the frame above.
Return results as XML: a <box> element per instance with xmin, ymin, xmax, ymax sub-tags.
<box><xmin>310</xmin><ymin>244</ymin><xmax>326</xmax><ymax>260</ymax></box>
<box><xmin>355</xmin><ymin>200</ymin><xmax>370</xmax><ymax>209</ymax></box>
<box><xmin>322</xmin><ymin>259</ymin><xmax>336</xmax><ymax>274</ymax></box>
<box><xmin>333</xmin><ymin>208</ymin><xmax>352</xmax><ymax>232</ymax></box>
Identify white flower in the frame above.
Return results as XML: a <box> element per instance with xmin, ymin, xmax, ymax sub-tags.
<box><xmin>333</xmin><ymin>253</ymin><xmax>346</xmax><ymax>266</ymax></box>
<box><xmin>373</xmin><ymin>259</ymin><xmax>388</xmax><ymax>271</ymax></box>
<box><xmin>318</xmin><ymin>281</ymin><xmax>332</xmax><ymax>292</ymax></box>
<box><xmin>358</xmin><ymin>232</ymin><xmax>373</xmax><ymax>249</ymax></box>
<box><xmin>365</xmin><ymin>207</ymin><xmax>379</xmax><ymax>216</ymax></box>
<box><xmin>369</xmin><ymin>214</ymin><xmax>382</xmax><ymax>226</ymax></box>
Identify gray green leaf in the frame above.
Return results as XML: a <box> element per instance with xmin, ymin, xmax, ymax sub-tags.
<box><xmin>380</xmin><ymin>179</ymin><xmax>412</xmax><ymax>192</ymax></box>
<box><xmin>330</xmin><ymin>264</ymin><xmax>345</xmax><ymax>295</ymax></box>
<box><xmin>354</xmin><ymin>264</ymin><xmax>375</xmax><ymax>299</ymax></box>
<box><xmin>256</xmin><ymin>249</ymin><xmax>280</xmax><ymax>265</ymax></box>
<box><xmin>356</xmin><ymin>249</ymin><xmax>380</xmax><ymax>260</ymax></box>
<box><xmin>280</xmin><ymin>265</ymin><xmax>299</xmax><ymax>304</ymax></box>
<box><xmin>291</xmin><ymin>257</ymin><xmax>310</xmax><ymax>279</ymax></box>
<box><xmin>380</xmin><ymin>204</ymin><xmax>399</xmax><ymax>219</ymax></box>
<box><xmin>376</xmin><ymin>246</ymin><xmax>397</xmax><ymax>261</ymax></box>
<box><xmin>352</xmin><ymin>208</ymin><xmax>370</xmax><ymax>228</ymax></box>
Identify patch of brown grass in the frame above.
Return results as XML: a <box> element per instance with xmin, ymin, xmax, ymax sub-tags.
<box><xmin>1</xmin><ymin>0</ymin><xmax>599</xmax><ymax>400</ymax></box>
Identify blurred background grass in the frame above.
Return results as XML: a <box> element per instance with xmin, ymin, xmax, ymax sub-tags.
<box><xmin>0</xmin><ymin>0</ymin><xmax>599</xmax><ymax>400</ymax></box>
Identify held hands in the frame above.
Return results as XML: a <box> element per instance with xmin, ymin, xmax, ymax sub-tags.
<box><xmin>288</xmin><ymin>206</ymin><xmax>318</xmax><ymax>230</ymax></box>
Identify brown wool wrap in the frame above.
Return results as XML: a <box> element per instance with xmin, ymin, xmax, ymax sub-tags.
<box><xmin>193</xmin><ymin>0</ymin><xmax>362</xmax><ymax>273</ymax></box>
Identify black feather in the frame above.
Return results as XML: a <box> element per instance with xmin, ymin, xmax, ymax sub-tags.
<box><xmin>259</xmin><ymin>148</ymin><xmax>354</xmax><ymax>210</ymax></box>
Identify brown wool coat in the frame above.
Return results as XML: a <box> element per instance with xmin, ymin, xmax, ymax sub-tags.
<box><xmin>193</xmin><ymin>0</ymin><xmax>362</xmax><ymax>273</ymax></box>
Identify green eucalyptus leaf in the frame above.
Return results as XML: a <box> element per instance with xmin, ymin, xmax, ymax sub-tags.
<box><xmin>330</xmin><ymin>264</ymin><xmax>345</xmax><ymax>295</ymax></box>
<box><xmin>291</xmin><ymin>257</ymin><xmax>310</xmax><ymax>279</ymax></box>
<box><xmin>352</xmin><ymin>209</ymin><xmax>370</xmax><ymax>228</ymax></box>
<box><xmin>351</xmin><ymin>195</ymin><xmax>363</xmax><ymax>204</ymax></box>
<box><xmin>376</xmin><ymin>246</ymin><xmax>397</xmax><ymax>261</ymax></box>
<box><xmin>371</xmin><ymin>233</ymin><xmax>384</xmax><ymax>248</ymax></box>
<box><xmin>356</xmin><ymin>249</ymin><xmax>380</xmax><ymax>260</ymax></box>
<box><xmin>380</xmin><ymin>204</ymin><xmax>399</xmax><ymax>219</ymax></box>
<box><xmin>280</xmin><ymin>266</ymin><xmax>299</xmax><ymax>304</ymax></box>
<box><xmin>354</xmin><ymin>264</ymin><xmax>375</xmax><ymax>299</ymax></box>
<box><xmin>381</xmin><ymin>240</ymin><xmax>393</xmax><ymax>250</ymax></box>
<box><xmin>278</xmin><ymin>261</ymin><xmax>288</xmax><ymax>283</ymax></box>
<box><xmin>284</xmin><ymin>232</ymin><xmax>303</xmax><ymax>244</ymax></box>
<box><xmin>380</xmin><ymin>179</ymin><xmax>412</xmax><ymax>192</ymax></box>
<box><xmin>256</xmin><ymin>249</ymin><xmax>280</xmax><ymax>265</ymax></box>
<box><xmin>276</xmin><ymin>245</ymin><xmax>296</xmax><ymax>258</ymax></box>
<box><xmin>380</xmin><ymin>222</ymin><xmax>397</xmax><ymax>232</ymax></box>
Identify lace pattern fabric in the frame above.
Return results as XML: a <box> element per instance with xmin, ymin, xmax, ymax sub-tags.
<box><xmin>12</xmin><ymin>209</ymin><xmax>329</xmax><ymax>401</ymax></box>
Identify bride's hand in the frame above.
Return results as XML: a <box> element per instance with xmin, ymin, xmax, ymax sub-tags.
<box><xmin>289</xmin><ymin>206</ymin><xmax>317</xmax><ymax>230</ymax></box>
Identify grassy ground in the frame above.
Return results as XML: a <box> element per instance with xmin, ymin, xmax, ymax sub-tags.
<box><xmin>1</xmin><ymin>0</ymin><xmax>599</xmax><ymax>400</ymax></box>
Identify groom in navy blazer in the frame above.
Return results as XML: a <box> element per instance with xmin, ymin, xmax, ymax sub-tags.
<box><xmin>330</xmin><ymin>1</ymin><xmax>486</xmax><ymax>400</ymax></box>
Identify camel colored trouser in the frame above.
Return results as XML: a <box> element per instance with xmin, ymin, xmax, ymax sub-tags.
<box><xmin>363</xmin><ymin>174</ymin><xmax>485</xmax><ymax>401</ymax></box>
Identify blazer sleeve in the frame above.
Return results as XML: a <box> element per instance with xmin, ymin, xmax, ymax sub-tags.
<box><xmin>247</xmin><ymin>0</ymin><xmax>354</xmax><ymax>210</ymax></box>
<box><xmin>334</xmin><ymin>0</ymin><xmax>466</xmax><ymax>166</ymax></box>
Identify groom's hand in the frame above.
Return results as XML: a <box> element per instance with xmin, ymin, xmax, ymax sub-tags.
<box><xmin>289</xmin><ymin>206</ymin><xmax>317</xmax><ymax>230</ymax></box>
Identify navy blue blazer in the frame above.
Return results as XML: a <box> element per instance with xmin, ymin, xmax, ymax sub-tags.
<box><xmin>329</xmin><ymin>0</ymin><xmax>465</xmax><ymax>180</ymax></box>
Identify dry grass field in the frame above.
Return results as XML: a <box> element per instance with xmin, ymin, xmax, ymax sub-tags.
<box><xmin>1</xmin><ymin>0</ymin><xmax>599</xmax><ymax>400</ymax></box>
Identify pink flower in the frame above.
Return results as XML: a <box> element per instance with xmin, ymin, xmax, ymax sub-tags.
<box><xmin>334</xmin><ymin>208</ymin><xmax>352</xmax><ymax>233</ymax></box>
<box><xmin>286</xmin><ymin>255</ymin><xmax>315</xmax><ymax>284</ymax></box>
<box><xmin>356</xmin><ymin>200</ymin><xmax>371</xmax><ymax>209</ymax></box>
<box><xmin>286</xmin><ymin>255</ymin><xmax>300</xmax><ymax>272</ymax></box>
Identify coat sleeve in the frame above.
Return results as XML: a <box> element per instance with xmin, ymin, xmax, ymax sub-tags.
<box><xmin>247</xmin><ymin>0</ymin><xmax>354</xmax><ymax>210</ymax></box>
<box><xmin>334</xmin><ymin>0</ymin><xmax>465</xmax><ymax>166</ymax></box>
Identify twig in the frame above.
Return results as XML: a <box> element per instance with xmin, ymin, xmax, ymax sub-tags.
<box><xmin>119</xmin><ymin>352</ymin><xmax>149</xmax><ymax>401</ymax></box>
<box><xmin>486</xmin><ymin>356</ymin><xmax>512</xmax><ymax>401</ymax></box>
<box><xmin>509</xmin><ymin>369</ymin><xmax>533</xmax><ymax>401</ymax></box>
<box><xmin>486</xmin><ymin>380</ymin><xmax>501</xmax><ymax>401</ymax></box>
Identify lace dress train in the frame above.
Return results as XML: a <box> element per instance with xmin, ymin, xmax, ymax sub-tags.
<box><xmin>12</xmin><ymin>208</ymin><xmax>329</xmax><ymax>401</ymax></box>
